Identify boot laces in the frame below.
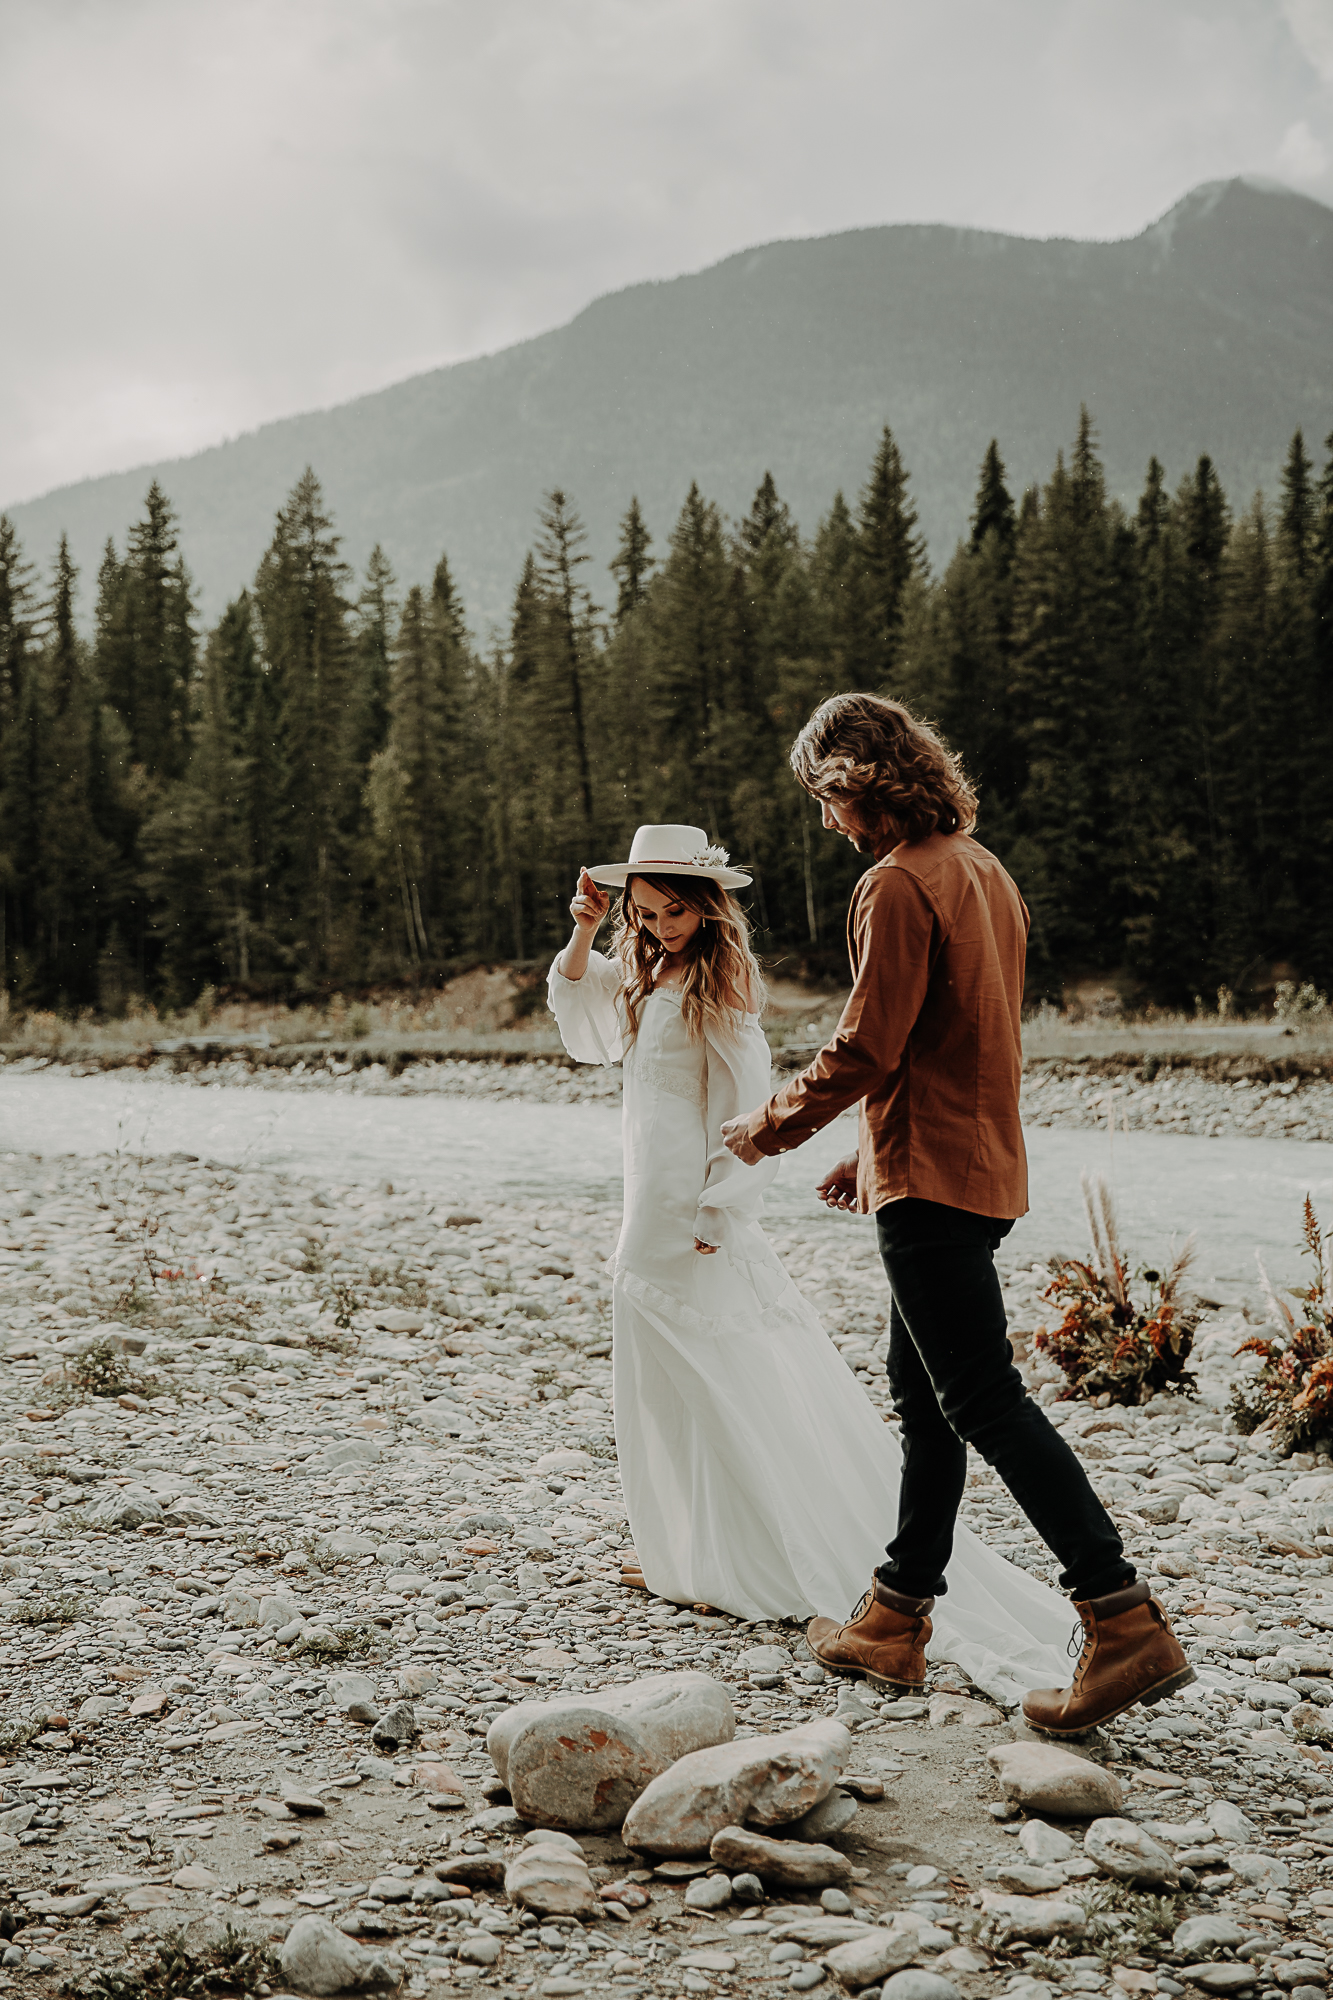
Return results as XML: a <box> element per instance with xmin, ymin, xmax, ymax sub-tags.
<box><xmin>849</xmin><ymin>1590</ymin><xmax>872</xmax><ymax>1625</ymax></box>
<box><xmin>1066</xmin><ymin>1609</ymin><xmax>1095</xmax><ymax>1673</ymax></box>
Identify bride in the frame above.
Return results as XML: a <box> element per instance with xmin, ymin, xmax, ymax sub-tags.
<box><xmin>548</xmin><ymin>823</ymin><xmax>1072</xmax><ymax>1703</ymax></box>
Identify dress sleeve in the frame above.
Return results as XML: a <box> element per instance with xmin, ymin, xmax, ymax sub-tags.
<box><xmin>546</xmin><ymin>951</ymin><xmax>624</xmax><ymax>1066</ymax></box>
<box><xmin>695</xmin><ymin>1015</ymin><xmax>780</xmax><ymax>1251</ymax></box>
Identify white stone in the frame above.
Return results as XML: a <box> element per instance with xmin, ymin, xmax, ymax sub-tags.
<box><xmin>488</xmin><ymin>1671</ymin><xmax>735</xmax><ymax>1832</ymax></box>
<box><xmin>1017</xmin><ymin>1821</ymin><xmax>1075</xmax><ymax>1865</ymax></box>
<box><xmin>708</xmin><ymin>1824</ymin><xmax>851</xmax><ymax>1890</ymax></box>
<box><xmin>977</xmin><ymin>1893</ymin><xmax>1087</xmax><ymax>1942</ymax></box>
<box><xmin>824</xmin><ymin>1929</ymin><xmax>918</xmax><ymax>1989</ymax></box>
<box><xmin>1173</xmin><ymin>1914</ymin><xmax>1245</xmax><ymax>1954</ymax></box>
<box><xmin>278</xmin><ymin>1914</ymin><xmax>398</xmax><ymax>1993</ymax></box>
<box><xmin>1207</xmin><ymin>1799</ymin><xmax>1255</xmax><ymax>1844</ymax></box>
<box><xmin>504</xmin><ymin>1840</ymin><xmax>601</xmax><ymax>1917</ymax></box>
<box><xmin>623</xmin><ymin>1717</ymin><xmax>850</xmax><ymax>1856</ymax></box>
<box><xmin>221</xmin><ymin>1587</ymin><xmax>262</xmax><ymax>1627</ymax></box>
<box><xmin>881</xmin><ymin>1973</ymin><xmax>963</xmax><ymax>2000</ymax></box>
<box><xmin>1228</xmin><ymin>1850</ymin><xmax>1290</xmax><ymax>1891</ymax></box>
<box><xmin>1083</xmin><ymin>1818</ymin><xmax>1179</xmax><ymax>1888</ymax></box>
<box><xmin>739</xmin><ymin>1645</ymin><xmax>792</xmax><ymax>1677</ymax></box>
<box><xmin>987</xmin><ymin>1742</ymin><xmax>1123</xmax><ymax>1818</ymax></box>
<box><xmin>684</xmin><ymin>1874</ymin><xmax>732</xmax><ymax>1910</ymax></box>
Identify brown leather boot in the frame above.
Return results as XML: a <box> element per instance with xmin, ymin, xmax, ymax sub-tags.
<box><xmin>806</xmin><ymin>1576</ymin><xmax>933</xmax><ymax>1692</ymax></box>
<box><xmin>1022</xmin><ymin>1579</ymin><xmax>1195</xmax><ymax>1735</ymax></box>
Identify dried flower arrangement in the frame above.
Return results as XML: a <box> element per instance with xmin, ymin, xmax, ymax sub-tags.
<box><xmin>1033</xmin><ymin>1172</ymin><xmax>1200</xmax><ymax>1404</ymax></box>
<box><xmin>1230</xmin><ymin>1198</ymin><xmax>1333</xmax><ymax>1455</ymax></box>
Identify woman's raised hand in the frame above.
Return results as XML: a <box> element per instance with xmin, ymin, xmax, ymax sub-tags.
<box><xmin>570</xmin><ymin>868</ymin><xmax>610</xmax><ymax>933</ymax></box>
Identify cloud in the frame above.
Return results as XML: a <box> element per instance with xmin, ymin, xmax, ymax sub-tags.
<box><xmin>3</xmin><ymin>0</ymin><xmax>1333</xmax><ymax>512</ymax></box>
<box><xmin>1282</xmin><ymin>0</ymin><xmax>1333</xmax><ymax>85</ymax></box>
<box><xmin>1278</xmin><ymin>116</ymin><xmax>1331</xmax><ymax>178</ymax></box>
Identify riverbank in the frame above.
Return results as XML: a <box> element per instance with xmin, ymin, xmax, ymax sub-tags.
<box><xmin>0</xmin><ymin>1142</ymin><xmax>1331</xmax><ymax>1994</ymax></box>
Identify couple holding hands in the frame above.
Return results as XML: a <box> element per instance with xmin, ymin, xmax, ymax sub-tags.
<box><xmin>547</xmin><ymin>691</ymin><xmax>1192</xmax><ymax>1732</ymax></box>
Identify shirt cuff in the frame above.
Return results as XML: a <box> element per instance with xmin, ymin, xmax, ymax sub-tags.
<box><xmin>746</xmin><ymin>1104</ymin><xmax>788</xmax><ymax>1157</ymax></box>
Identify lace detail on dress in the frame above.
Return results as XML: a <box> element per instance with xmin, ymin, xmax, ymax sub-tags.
<box><xmin>631</xmin><ymin>1052</ymin><xmax>705</xmax><ymax>1107</ymax></box>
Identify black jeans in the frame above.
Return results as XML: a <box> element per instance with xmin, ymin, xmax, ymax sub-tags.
<box><xmin>874</xmin><ymin>1198</ymin><xmax>1133</xmax><ymax>1603</ymax></box>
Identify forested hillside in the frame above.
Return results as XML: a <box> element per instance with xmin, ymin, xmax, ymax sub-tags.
<box><xmin>2</xmin><ymin>408</ymin><xmax>1331</xmax><ymax>1018</ymax></box>
<box><xmin>6</xmin><ymin>178</ymin><xmax>1333</xmax><ymax>629</ymax></box>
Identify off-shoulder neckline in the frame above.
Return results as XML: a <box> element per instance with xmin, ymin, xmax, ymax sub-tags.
<box><xmin>647</xmin><ymin>988</ymin><xmax>762</xmax><ymax>1030</ymax></box>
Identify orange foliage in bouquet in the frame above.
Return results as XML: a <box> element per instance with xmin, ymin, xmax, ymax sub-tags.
<box><xmin>1034</xmin><ymin>1172</ymin><xmax>1200</xmax><ymax>1405</ymax></box>
<box><xmin>1231</xmin><ymin>1197</ymin><xmax>1333</xmax><ymax>1455</ymax></box>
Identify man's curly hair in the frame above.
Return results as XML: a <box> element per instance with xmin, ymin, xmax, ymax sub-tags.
<box><xmin>789</xmin><ymin>692</ymin><xmax>978</xmax><ymax>843</ymax></box>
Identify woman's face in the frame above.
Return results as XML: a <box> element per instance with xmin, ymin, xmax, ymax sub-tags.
<box><xmin>629</xmin><ymin>878</ymin><xmax>704</xmax><ymax>955</ymax></box>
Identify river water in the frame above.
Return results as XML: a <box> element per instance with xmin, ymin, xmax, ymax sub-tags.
<box><xmin>2</xmin><ymin>1070</ymin><xmax>1331</xmax><ymax>1291</ymax></box>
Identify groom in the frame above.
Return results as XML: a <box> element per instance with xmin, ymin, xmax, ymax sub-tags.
<box><xmin>721</xmin><ymin>692</ymin><xmax>1192</xmax><ymax>1733</ymax></box>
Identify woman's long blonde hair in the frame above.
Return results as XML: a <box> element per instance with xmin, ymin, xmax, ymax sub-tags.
<box><xmin>612</xmin><ymin>873</ymin><xmax>765</xmax><ymax>1043</ymax></box>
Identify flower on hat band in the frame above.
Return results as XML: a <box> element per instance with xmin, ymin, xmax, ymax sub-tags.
<box><xmin>694</xmin><ymin>843</ymin><xmax>730</xmax><ymax>868</ymax></box>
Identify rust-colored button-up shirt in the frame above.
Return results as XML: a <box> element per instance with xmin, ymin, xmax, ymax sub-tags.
<box><xmin>746</xmin><ymin>832</ymin><xmax>1029</xmax><ymax>1219</ymax></box>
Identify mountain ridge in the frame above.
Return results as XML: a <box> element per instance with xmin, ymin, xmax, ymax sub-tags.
<box><xmin>7</xmin><ymin>176</ymin><xmax>1333</xmax><ymax>629</ymax></box>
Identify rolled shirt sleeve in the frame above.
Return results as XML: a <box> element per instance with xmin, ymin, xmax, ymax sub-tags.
<box><xmin>746</xmin><ymin>869</ymin><xmax>936</xmax><ymax>1156</ymax></box>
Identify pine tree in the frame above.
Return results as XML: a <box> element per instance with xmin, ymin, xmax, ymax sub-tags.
<box><xmin>1278</xmin><ymin>431</ymin><xmax>1316</xmax><ymax>578</ymax></box>
<box><xmin>141</xmin><ymin>612</ymin><xmax>255</xmax><ymax>997</ymax></box>
<box><xmin>609</xmin><ymin>499</ymin><xmax>654</xmax><ymax>626</ymax></box>
<box><xmin>369</xmin><ymin>580</ymin><xmax>457</xmax><ymax>964</ymax></box>
<box><xmin>349</xmin><ymin>545</ymin><xmax>397</xmax><ymax>772</ymax></box>
<box><xmin>535</xmin><ymin>490</ymin><xmax>596</xmax><ymax>835</ymax></box>
<box><xmin>46</xmin><ymin>537</ymin><xmax>81</xmax><ymax>717</ymax></box>
<box><xmin>254</xmin><ymin>469</ymin><xmax>356</xmax><ymax>975</ymax></box>
<box><xmin>643</xmin><ymin>483</ymin><xmax>733</xmax><ymax>834</ymax></box>
<box><xmin>1315</xmin><ymin>433</ymin><xmax>1333</xmax><ymax>686</ymax></box>
<box><xmin>739</xmin><ymin>472</ymin><xmax>796</xmax><ymax>559</ymax></box>
<box><xmin>904</xmin><ymin>444</ymin><xmax>1021</xmax><ymax>861</ymax></box>
<box><xmin>970</xmin><ymin>440</ymin><xmax>1016</xmax><ymax>553</ymax></box>
<box><xmin>809</xmin><ymin>492</ymin><xmax>861</xmax><ymax>675</ymax></box>
<box><xmin>100</xmin><ymin>484</ymin><xmax>195</xmax><ymax>782</ymax></box>
<box><xmin>0</xmin><ymin>516</ymin><xmax>35</xmax><ymax>750</ymax></box>
<box><xmin>28</xmin><ymin>543</ymin><xmax>115</xmax><ymax>1005</ymax></box>
<box><xmin>1008</xmin><ymin>415</ymin><xmax>1129</xmax><ymax>981</ymax></box>
<box><xmin>854</xmin><ymin>425</ymin><xmax>925</xmax><ymax>684</ymax></box>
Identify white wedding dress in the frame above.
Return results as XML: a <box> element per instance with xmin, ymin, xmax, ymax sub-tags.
<box><xmin>547</xmin><ymin>952</ymin><xmax>1074</xmax><ymax>1704</ymax></box>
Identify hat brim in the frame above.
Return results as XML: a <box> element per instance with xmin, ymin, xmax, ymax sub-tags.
<box><xmin>587</xmin><ymin>862</ymin><xmax>752</xmax><ymax>890</ymax></box>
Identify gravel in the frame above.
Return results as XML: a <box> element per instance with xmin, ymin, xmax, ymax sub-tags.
<box><xmin>0</xmin><ymin>1102</ymin><xmax>1331</xmax><ymax>1993</ymax></box>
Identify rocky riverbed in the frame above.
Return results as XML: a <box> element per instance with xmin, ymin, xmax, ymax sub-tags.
<box><xmin>0</xmin><ymin>1144</ymin><xmax>1332</xmax><ymax>1999</ymax></box>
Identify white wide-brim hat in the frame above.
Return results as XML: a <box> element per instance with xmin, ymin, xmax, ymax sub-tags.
<box><xmin>587</xmin><ymin>824</ymin><xmax>752</xmax><ymax>890</ymax></box>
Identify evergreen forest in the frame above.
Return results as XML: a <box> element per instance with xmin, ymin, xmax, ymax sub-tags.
<box><xmin>1</xmin><ymin>411</ymin><xmax>1331</xmax><ymax>1018</ymax></box>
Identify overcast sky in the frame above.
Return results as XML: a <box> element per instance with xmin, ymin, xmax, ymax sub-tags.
<box><xmin>3</xmin><ymin>0</ymin><xmax>1331</xmax><ymax>508</ymax></box>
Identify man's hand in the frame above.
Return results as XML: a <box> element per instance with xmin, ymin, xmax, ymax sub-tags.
<box><xmin>815</xmin><ymin>1153</ymin><xmax>860</xmax><ymax>1211</ymax></box>
<box><xmin>721</xmin><ymin>1114</ymin><xmax>764</xmax><ymax>1166</ymax></box>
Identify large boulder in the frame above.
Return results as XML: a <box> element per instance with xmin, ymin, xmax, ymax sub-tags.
<box><xmin>987</xmin><ymin>1742</ymin><xmax>1123</xmax><ymax>1818</ymax></box>
<box><xmin>278</xmin><ymin>1915</ymin><xmax>398</xmax><ymax>1994</ymax></box>
<box><xmin>487</xmin><ymin>1672</ymin><xmax>735</xmax><ymax>1832</ymax></box>
<box><xmin>623</xmin><ymin>1717</ymin><xmax>851</xmax><ymax>1857</ymax></box>
<box><xmin>978</xmin><ymin>1892</ymin><xmax>1088</xmax><ymax>1942</ymax></box>
<box><xmin>824</xmin><ymin>1929</ymin><xmax>919</xmax><ymax>1990</ymax></box>
<box><xmin>708</xmin><ymin>1824</ymin><xmax>851</xmax><ymax>1890</ymax></box>
<box><xmin>1083</xmin><ymin>1818</ymin><xmax>1179</xmax><ymax>1888</ymax></box>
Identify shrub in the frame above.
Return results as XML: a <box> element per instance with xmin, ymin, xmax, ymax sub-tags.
<box><xmin>1033</xmin><ymin>1173</ymin><xmax>1200</xmax><ymax>1404</ymax></box>
<box><xmin>1230</xmin><ymin>1197</ymin><xmax>1333</xmax><ymax>1454</ymax></box>
<box><xmin>1274</xmin><ymin>980</ymin><xmax>1329</xmax><ymax>1022</ymax></box>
